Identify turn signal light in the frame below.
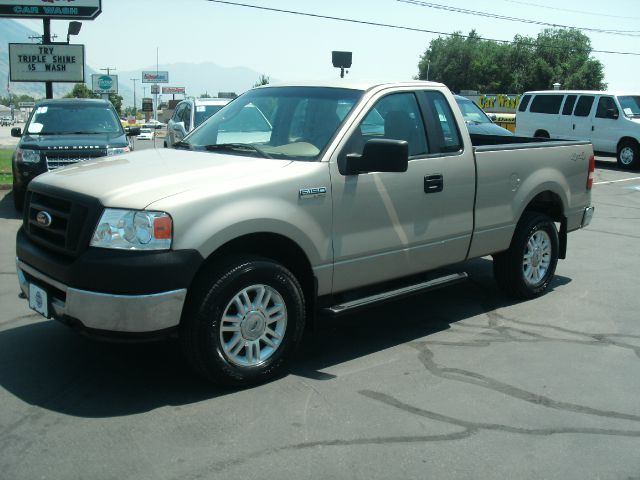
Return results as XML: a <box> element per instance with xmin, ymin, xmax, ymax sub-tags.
<box><xmin>154</xmin><ymin>216</ymin><xmax>172</xmax><ymax>239</ymax></box>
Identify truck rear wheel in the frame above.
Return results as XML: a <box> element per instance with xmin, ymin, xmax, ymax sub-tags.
<box><xmin>180</xmin><ymin>257</ymin><xmax>306</xmax><ymax>386</ymax></box>
<box><xmin>617</xmin><ymin>139</ymin><xmax>639</xmax><ymax>170</ymax></box>
<box><xmin>493</xmin><ymin>212</ymin><xmax>559</xmax><ymax>299</ymax></box>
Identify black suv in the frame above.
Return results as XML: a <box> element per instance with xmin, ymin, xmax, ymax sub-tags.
<box><xmin>11</xmin><ymin>98</ymin><xmax>137</xmax><ymax>210</ymax></box>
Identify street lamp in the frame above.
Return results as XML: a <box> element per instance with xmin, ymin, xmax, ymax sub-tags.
<box><xmin>66</xmin><ymin>21</ymin><xmax>82</xmax><ymax>43</ymax></box>
<box><xmin>130</xmin><ymin>78</ymin><xmax>138</xmax><ymax>114</ymax></box>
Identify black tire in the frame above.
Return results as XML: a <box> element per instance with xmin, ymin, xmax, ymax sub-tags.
<box><xmin>617</xmin><ymin>139</ymin><xmax>639</xmax><ymax>170</ymax></box>
<box><xmin>534</xmin><ymin>130</ymin><xmax>550</xmax><ymax>139</ymax></box>
<box><xmin>180</xmin><ymin>257</ymin><xmax>306</xmax><ymax>386</ymax></box>
<box><xmin>493</xmin><ymin>212</ymin><xmax>559</xmax><ymax>299</ymax></box>
<box><xmin>12</xmin><ymin>182</ymin><xmax>25</xmax><ymax>211</ymax></box>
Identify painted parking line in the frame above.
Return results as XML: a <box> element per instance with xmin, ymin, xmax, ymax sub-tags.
<box><xmin>594</xmin><ymin>176</ymin><xmax>640</xmax><ymax>185</ymax></box>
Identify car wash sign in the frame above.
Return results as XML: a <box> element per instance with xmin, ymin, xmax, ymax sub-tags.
<box><xmin>9</xmin><ymin>43</ymin><xmax>85</xmax><ymax>82</ymax></box>
<box><xmin>0</xmin><ymin>0</ymin><xmax>101</xmax><ymax>19</ymax></box>
<box><xmin>92</xmin><ymin>74</ymin><xmax>117</xmax><ymax>94</ymax></box>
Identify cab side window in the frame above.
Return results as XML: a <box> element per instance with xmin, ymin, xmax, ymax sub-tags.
<box><xmin>172</xmin><ymin>104</ymin><xmax>185</xmax><ymax>122</ymax></box>
<box><xmin>343</xmin><ymin>92</ymin><xmax>428</xmax><ymax>158</ymax></box>
<box><xmin>183</xmin><ymin>104</ymin><xmax>192</xmax><ymax>131</ymax></box>
<box><xmin>595</xmin><ymin>96</ymin><xmax>618</xmax><ymax>119</ymax></box>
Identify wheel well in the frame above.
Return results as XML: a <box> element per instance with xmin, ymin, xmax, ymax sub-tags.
<box><xmin>524</xmin><ymin>191</ymin><xmax>563</xmax><ymax>222</ymax></box>
<box><xmin>534</xmin><ymin>129</ymin><xmax>550</xmax><ymax>139</ymax></box>
<box><xmin>617</xmin><ymin>137</ymin><xmax>638</xmax><ymax>151</ymax></box>
<box><xmin>193</xmin><ymin>232</ymin><xmax>315</xmax><ymax>311</ymax></box>
<box><xmin>523</xmin><ymin>190</ymin><xmax>566</xmax><ymax>258</ymax></box>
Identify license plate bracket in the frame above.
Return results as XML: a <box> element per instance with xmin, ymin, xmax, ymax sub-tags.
<box><xmin>29</xmin><ymin>283</ymin><xmax>49</xmax><ymax>318</ymax></box>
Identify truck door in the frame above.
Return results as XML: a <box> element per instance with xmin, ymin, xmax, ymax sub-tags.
<box><xmin>329</xmin><ymin>90</ymin><xmax>475</xmax><ymax>293</ymax></box>
<box><xmin>571</xmin><ymin>95</ymin><xmax>596</xmax><ymax>142</ymax></box>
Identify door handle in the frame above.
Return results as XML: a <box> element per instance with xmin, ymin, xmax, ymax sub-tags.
<box><xmin>591</xmin><ymin>125</ymin><xmax>594</xmax><ymax>131</ymax></box>
<box><xmin>573</xmin><ymin>124</ymin><xmax>576</xmax><ymax>130</ymax></box>
<box><xmin>424</xmin><ymin>174</ymin><xmax>443</xmax><ymax>194</ymax></box>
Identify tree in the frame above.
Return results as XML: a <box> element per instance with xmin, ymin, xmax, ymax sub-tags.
<box><xmin>64</xmin><ymin>83</ymin><xmax>124</xmax><ymax>115</ymax></box>
<box><xmin>199</xmin><ymin>92</ymin><xmax>212</xmax><ymax>98</ymax></box>
<box><xmin>253</xmin><ymin>74</ymin><xmax>270</xmax><ymax>88</ymax></box>
<box><xmin>417</xmin><ymin>28</ymin><xmax>606</xmax><ymax>93</ymax></box>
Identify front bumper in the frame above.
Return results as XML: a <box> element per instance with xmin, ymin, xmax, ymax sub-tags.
<box><xmin>17</xmin><ymin>258</ymin><xmax>187</xmax><ymax>334</ymax></box>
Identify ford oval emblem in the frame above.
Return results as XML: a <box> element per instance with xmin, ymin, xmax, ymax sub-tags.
<box><xmin>36</xmin><ymin>211</ymin><xmax>52</xmax><ymax>227</ymax></box>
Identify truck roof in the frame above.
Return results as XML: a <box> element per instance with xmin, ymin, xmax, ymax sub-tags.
<box><xmin>255</xmin><ymin>79</ymin><xmax>446</xmax><ymax>92</ymax></box>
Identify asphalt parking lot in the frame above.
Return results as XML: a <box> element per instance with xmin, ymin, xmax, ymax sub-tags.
<box><xmin>0</xmin><ymin>157</ymin><xmax>639</xmax><ymax>480</ymax></box>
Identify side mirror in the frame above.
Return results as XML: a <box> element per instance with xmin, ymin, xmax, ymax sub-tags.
<box><xmin>606</xmin><ymin>108</ymin><xmax>619</xmax><ymax>120</ymax></box>
<box><xmin>11</xmin><ymin>127</ymin><xmax>22</xmax><ymax>138</ymax></box>
<box><xmin>341</xmin><ymin>139</ymin><xmax>409</xmax><ymax>175</ymax></box>
<box><xmin>488</xmin><ymin>113</ymin><xmax>497</xmax><ymax>123</ymax></box>
<box><xmin>127</xmin><ymin>127</ymin><xmax>141</xmax><ymax>136</ymax></box>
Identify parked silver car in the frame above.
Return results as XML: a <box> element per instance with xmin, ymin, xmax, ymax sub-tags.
<box><xmin>165</xmin><ymin>97</ymin><xmax>230</xmax><ymax>147</ymax></box>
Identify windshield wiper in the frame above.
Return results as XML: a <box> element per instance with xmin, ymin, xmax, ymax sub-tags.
<box><xmin>204</xmin><ymin>143</ymin><xmax>272</xmax><ymax>159</ymax></box>
<box><xmin>172</xmin><ymin>141</ymin><xmax>192</xmax><ymax>150</ymax></box>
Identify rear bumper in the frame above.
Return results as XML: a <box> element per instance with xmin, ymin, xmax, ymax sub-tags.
<box><xmin>17</xmin><ymin>258</ymin><xmax>187</xmax><ymax>334</ymax></box>
<box><xmin>581</xmin><ymin>205</ymin><xmax>595</xmax><ymax>228</ymax></box>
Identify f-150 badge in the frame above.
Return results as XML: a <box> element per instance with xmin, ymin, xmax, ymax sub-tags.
<box><xmin>299</xmin><ymin>187</ymin><xmax>327</xmax><ymax>199</ymax></box>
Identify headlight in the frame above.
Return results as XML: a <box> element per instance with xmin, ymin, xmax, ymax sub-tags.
<box><xmin>16</xmin><ymin>148</ymin><xmax>41</xmax><ymax>163</ymax></box>
<box><xmin>91</xmin><ymin>209</ymin><xmax>172</xmax><ymax>250</ymax></box>
<box><xmin>106</xmin><ymin>146</ymin><xmax>131</xmax><ymax>156</ymax></box>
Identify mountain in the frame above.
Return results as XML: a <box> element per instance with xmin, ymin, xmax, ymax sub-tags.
<box><xmin>2</xmin><ymin>19</ymin><xmax>267</xmax><ymax>106</ymax></box>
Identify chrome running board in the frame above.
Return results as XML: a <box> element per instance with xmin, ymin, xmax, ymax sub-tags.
<box><xmin>325</xmin><ymin>272</ymin><xmax>468</xmax><ymax>316</ymax></box>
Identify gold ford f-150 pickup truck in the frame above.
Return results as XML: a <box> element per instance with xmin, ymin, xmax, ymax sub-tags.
<box><xmin>15</xmin><ymin>81</ymin><xmax>595</xmax><ymax>386</ymax></box>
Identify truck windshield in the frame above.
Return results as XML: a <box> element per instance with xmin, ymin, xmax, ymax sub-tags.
<box><xmin>184</xmin><ymin>86</ymin><xmax>363</xmax><ymax>161</ymax></box>
<box><xmin>26</xmin><ymin>103</ymin><xmax>123</xmax><ymax>135</ymax></box>
<box><xmin>617</xmin><ymin>96</ymin><xmax>640</xmax><ymax>117</ymax></box>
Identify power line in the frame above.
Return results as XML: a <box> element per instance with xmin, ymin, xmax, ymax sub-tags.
<box><xmin>207</xmin><ymin>0</ymin><xmax>640</xmax><ymax>56</ymax></box>
<box><xmin>397</xmin><ymin>0</ymin><xmax>640</xmax><ymax>36</ymax></box>
<box><xmin>499</xmin><ymin>0</ymin><xmax>640</xmax><ymax>21</ymax></box>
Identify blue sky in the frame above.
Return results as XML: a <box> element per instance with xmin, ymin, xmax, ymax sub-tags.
<box><xmin>13</xmin><ymin>0</ymin><xmax>640</xmax><ymax>91</ymax></box>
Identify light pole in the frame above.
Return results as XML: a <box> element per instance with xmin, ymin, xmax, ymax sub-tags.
<box><xmin>130</xmin><ymin>78</ymin><xmax>138</xmax><ymax>115</ymax></box>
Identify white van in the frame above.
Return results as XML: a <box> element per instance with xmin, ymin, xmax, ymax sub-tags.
<box><xmin>516</xmin><ymin>90</ymin><xmax>640</xmax><ymax>169</ymax></box>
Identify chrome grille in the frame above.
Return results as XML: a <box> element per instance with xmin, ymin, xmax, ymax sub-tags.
<box><xmin>25</xmin><ymin>190</ymin><xmax>91</xmax><ymax>257</ymax></box>
<box><xmin>45</xmin><ymin>147</ymin><xmax>108</xmax><ymax>170</ymax></box>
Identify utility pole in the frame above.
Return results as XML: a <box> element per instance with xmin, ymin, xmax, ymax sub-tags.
<box><xmin>130</xmin><ymin>78</ymin><xmax>138</xmax><ymax>114</ymax></box>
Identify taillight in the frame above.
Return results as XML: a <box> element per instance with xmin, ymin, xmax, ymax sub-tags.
<box><xmin>586</xmin><ymin>154</ymin><xmax>595</xmax><ymax>190</ymax></box>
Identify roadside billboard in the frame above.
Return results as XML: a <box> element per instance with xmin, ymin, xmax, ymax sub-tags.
<box><xmin>9</xmin><ymin>43</ymin><xmax>84</xmax><ymax>82</ymax></box>
<box><xmin>0</xmin><ymin>0</ymin><xmax>101</xmax><ymax>19</ymax></box>
<box><xmin>142</xmin><ymin>71</ymin><xmax>169</xmax><ymax>83</ymax></box>
<box><xmin>91</xmin><ymin>74</ymin><xmax>118</xmax><ymax>94</ymax></box>
<box><xmin>162</xmin><ymin>86</ymin><xmax>185</xmax><ymax>94</ymax></box>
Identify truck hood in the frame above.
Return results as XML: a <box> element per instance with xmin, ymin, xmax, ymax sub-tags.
<box><xmin>31</xmin><ymin>148</ymin><xmax>292</xmax><ymax>209</ymax></box>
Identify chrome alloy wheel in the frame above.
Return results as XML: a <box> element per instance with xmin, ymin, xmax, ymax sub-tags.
<box><xmin>522</xmin><ymin>230</ymin><xmax>552</xmax><ymax>287</ymax></box>
<box><xmin>620</xmin><ymin>146</ymin><xmax>635</xmax><ymax>166</ymax></box>
<box><xmin>219</xmin><ymin>284</ymin><xmax>287</xmax><ymax>367</ymax></box>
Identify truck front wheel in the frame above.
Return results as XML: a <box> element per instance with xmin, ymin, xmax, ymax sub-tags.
<box><xmin>180</xmin><ymin>257</ymin><xmax>306</xmax><ymax>386</ymax></box>
<box><xmin>493</xmin><ymin>212</ymin><xmax>559</xmax><ymax>299</ymax></box>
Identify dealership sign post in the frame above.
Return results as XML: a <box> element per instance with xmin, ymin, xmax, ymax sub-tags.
<box><xmin>2</xmin><ymin>1</ymin><xmax>102</xmax><ymax>99</ymax></box>
<box><xmin>9</xmin><ymin>43</ymin><xmax>84</xmax><ymax>82</ymax></box>
<box><xmin>0</xmin><ymin>0</ymin><xmax>101</xmax><ymax>19</ymax></box>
